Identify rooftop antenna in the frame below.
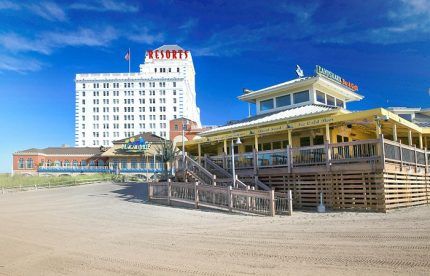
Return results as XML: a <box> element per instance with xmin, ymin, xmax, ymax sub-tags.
<box><xmin>296</xmin><ymin>65</ymin><xmax>304</xmax><ymax>78</ymax></box>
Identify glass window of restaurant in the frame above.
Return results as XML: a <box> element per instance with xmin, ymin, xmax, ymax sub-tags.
<box><xmin>276</xmin><ymin>95</ymin><xmax>291</xmax><ymax>108</ymax></box>
<box><xmin>316</xmin><ymin>91</ymin><xmax>325</xmax><ymax>104</ymax></box>
<box><xmin>260</xmin><ymin>99</ymin><xmax>274</xmax><ymax>111</ymax></box>
<box><xmin>336</xmin><ymin>99</ymin><xmax>344</xmax><ymax>108</ymax></box>
<box><xmin>326</xmin><ymin>95</ymin><xmax>335</xmax><ymax>106</ymax></box>
<box><xmin>293</xmin><ymin>90</ymin><xmax>309</xmax><ymax>104</ymax></box>
<box><xmin>300</xmin><ymin>137</ymin><xmax>311</xmax><ymax>147</ymax></box>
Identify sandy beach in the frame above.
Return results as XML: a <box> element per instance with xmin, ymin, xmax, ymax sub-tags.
<box><xmin>0</xmin><ymin>182</ymin><xmax>429</xmax><ymax>275</ymax></box>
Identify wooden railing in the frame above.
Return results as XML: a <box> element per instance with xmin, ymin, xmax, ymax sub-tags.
<box><xmin>202</xmin><ymin>156</ymin><xmax>256</xmax><ymax>189</ymax></box>
<box><xmin>291</xmin><ymin>145</ymin><xmax>326</xmax><ymax>166</ymax></box>
<box><xmin>177</xmin><ymin>155</ymin><xmax>216</xmax><ymax>186</ymax></box>
<box><xmin>148</xmin><ymin>181</ymin><xmax>293</xmax><ymax>216</ymax></box>
<box><xmin>207</xmin><ymin>137</ymin><xmax>430</xmax><ymax>173</ymax></box>
<box><xmin>383</xmin><ymin>139</ymin><xmax>428</xmax><ymax>172</ymax></box>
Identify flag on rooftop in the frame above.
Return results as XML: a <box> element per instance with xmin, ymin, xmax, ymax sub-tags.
<box><xmin>124</xmin><ymin>49</ymin><xmax>130</xmax><ymax>61</ymax></box>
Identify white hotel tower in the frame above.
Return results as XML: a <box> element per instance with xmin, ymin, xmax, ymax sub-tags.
<box><xmin>75</xmin><ymin>45</ymin><xmax>201</xmax><ymax>147</ymax></box>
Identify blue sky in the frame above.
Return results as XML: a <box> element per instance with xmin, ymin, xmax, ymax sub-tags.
<box><xmin>0</xmin><ymin>0</ymin><xmax>429</xmax><ymax>172</ymax></box>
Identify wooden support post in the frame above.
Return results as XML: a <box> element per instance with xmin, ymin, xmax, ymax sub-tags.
<box><xmin>251</xmin><ymin>186</ymin><xmax>256</xmax><ymax>210</ymax></box>
<box><xmin>399</xmin><ymin>140</ymin><xmax>403</xmax><ymax>172</ymax></box>
<box><xmin>408</xmin><ymin>130</ymin><xmax>413</xmax><ymax>146</ymax></box>
<box><xmin>287</xmin><ymin>190</ymin><xmax>293</xmax><ymax>216</ymax></box>
<box><xmin>246</xmin><ymin>186</ymin><xmax>251</xmax><ymax>211</ymax></box>
<box><xmin>288</xmin><ymin>129</ymin><xmax>292</xmax><ymax>146</ymax></box>
<box><xmin>425</xmin><ymin>148</ymin><xmax>428</xmax><ymax>174</ymax></box>
<box><xmin>197</xmin><ymin>143</ymin><xmax>202</xmax><ymax>164</ymax></box>
<box><xmin>325</xmin><ymin>140</ymin><xmax>331</xmax><ymax>171</ymax></box>
<box><xmin>380</xmin><ymin>134</ymin><xmax>385</xmax><ymax>167</ymax></box>
<box><xmin>253</xmin><ymin>149</ymin><xmax>258</xmax><ymax>175</ymax></box>
<box><xmin>222</xmin><ymin>152</ymin><xmax>227</xmax><ymax>169</ymax></box>
<box><xmin>288</xmin><ymin>145</ymin><xmax>293</xmax><ymax>173</ymax></box>
<box><xmin>167</xmin><ymin>180</ymin><xmax>172</xmax><ymax>206</ymax></box>
<box><xmin>269</xmin><ymin>189</ymin><xmax>275</xmax><ymax>217</ymax></box>
<box><xmin>414</xmin><ymin>146</ymin><xmax>418</xmax><ymax>173</ymax></box>
<box><xmin>419</xmin><ymin>133</ymin><xmax>423</xmax><ymax>149</ymax></box>
<box><xmin>228</xmin><ymin>186</ymin><xmax>233</xmax><ymax>212</ymax></box>
<box><xmin>223</xmin><ymin>139</ymin><xmax>228</xmax><ymax>154</ymax></box>
<box><xmin>148</xmin><ymin>183</ymin><xmax>153</xmax><ymax>199</ymax></box>
<box><xmin>194</xmin><ymin>181</ymin><xmax>199</xmax><ymax>209</ymax></box>
<box><xmin>254</xmin><ymin>134</ymin><xmax>259</xmax><ymax>151</ymax></box>
<box><xmin>393</xmin><ymin>124</ymin><xmax>398</xmax><ymax>142</ymax></box>
<box><xmin>325</xmin><ymin>124</ymin><xmax>331</xmax><ymax>143</ymax></box>
<box><xmin>375</xmin><ymin>123</ymin><xmax>381</xmax><ymax>139</ymax></box>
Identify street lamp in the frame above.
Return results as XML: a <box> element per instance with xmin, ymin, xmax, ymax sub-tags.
<box><xmin>231</xmin><ymin>137</ymin><xmax>242</xmax><ymax>188</ymax></box>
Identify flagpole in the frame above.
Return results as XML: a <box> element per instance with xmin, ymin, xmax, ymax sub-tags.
<box><xmin>128</xmin><ymin>48</ymin><xmax>131</xmax><ymax>74</ymax></box>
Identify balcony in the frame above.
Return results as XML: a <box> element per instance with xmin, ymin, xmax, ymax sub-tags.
<box><xmin>209</xmin><ymin>138</ymin><xmax>429</xmax><ymax>175</ymax></box>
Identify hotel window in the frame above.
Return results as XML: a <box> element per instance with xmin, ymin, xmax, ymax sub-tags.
<box><xmin>18</xmin><ymin>158</ymin><xmax>24</xmax><ymax>169</ymax></box>
<box><xmin>82</xmin><ymin>83</ymin><xmax>85</xmax><ymax>89</ymax></box>
<box><xmin>173</xmin><ymin>82</ymin><xmax>177</xmax><ymax>87</ymax></box>
<box><xmin>316</xmin><ymin>91</ymin><xmax>325</xmax><ymax>104</ymax></box>
<box><xmin>326</xmin><ymin>95</ymin><xmax>335</xmax><ymax>106</ymax></box>
<box><xmin>260</xmin><ymin>99</ymin><xmax>274</xmax><ymax>111</ymax></box>
<box><xmin>293</xmin><ymin>90</ymin><xmax>309</xmax><ymax>104</ymax></box>
<box><xmin>336</xmin><ymin>99</ymin><xmax>344</xmax><ymax>108</ymax></box>
<box><xmin>276</xmin><ymin>95</ymin><xmax>291</xmax><ymax>108</ymax></box>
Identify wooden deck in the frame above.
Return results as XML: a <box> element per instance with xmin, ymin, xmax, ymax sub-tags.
<box><xmin>206</xmin><ymin>138</ymin><xmax>430</xmax><ymax>212</ymax></box>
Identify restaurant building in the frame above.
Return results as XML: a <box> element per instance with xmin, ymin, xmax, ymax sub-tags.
<box><xmin>13</xmin><ymin>133</ymin><xmax>167</xmax><ymax>179</ymax></box>
<box><xmin>181</xmin><ymin>65</ymin><xmax>430</xmax><ymax>212</ymax></box>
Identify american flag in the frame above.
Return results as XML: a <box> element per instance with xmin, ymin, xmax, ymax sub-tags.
<box><xmin>124</xmin><ymin>49</ymin><xmax>130</xmax><ymax>61</ymax></box>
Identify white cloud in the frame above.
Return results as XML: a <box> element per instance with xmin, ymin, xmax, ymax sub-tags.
<box><xmin>0</xmin><ymin>27</ymin><xmax>119</xmax><ymax>55</ymax></box>
<box><xmin>70</xmin><ymin>0</ymin><xmax>138</xmax><ymax>13</ymax></box>
<box><xmin>0</xmin><ymin>0</ymin><xmax>19</xmax><ymax>10</ymax></box>
<box><xmin>0</xmin><ymin>54</ymin><xmax>44</xmax><ymax>73</ymax></box>
<box><xmin>27</xmin><ymin>2</ymin><xmax>67</xmax><ymax>22</ymax></box>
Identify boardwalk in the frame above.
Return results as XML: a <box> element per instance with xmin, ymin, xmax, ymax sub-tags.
<box><xmin>0</xmin><ymin>182</ymin><xmax>429</xmax><ymax>275</ymax></box>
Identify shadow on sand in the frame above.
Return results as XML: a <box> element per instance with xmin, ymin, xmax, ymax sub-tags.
<box><xmin>110</xmin><ymin>182</ymin><xmax>235</xmax><ymax>215</ymax></box>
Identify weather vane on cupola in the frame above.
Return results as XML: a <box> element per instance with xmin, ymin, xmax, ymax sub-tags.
<box><xmin>296</xmin><ymin>65</ymin><xmax>304</xmax><ymax>78</ymax></box>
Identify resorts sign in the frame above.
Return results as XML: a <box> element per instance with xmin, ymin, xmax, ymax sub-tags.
<box><xmin>122</xmin><ymin>137</ymin><xmax>152</xmax><ymax>152</ymax></box>
<box><xmin>147</xmin><ymin>49</ymin><xmax>190</xmax><ymax>60</ymax></box>
<box><xmin>315</xmin><ymin>65</ymin><xmax>359</xmax><ymax>91</ymax></box>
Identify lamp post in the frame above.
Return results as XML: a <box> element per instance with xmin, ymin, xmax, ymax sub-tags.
<box><xmin>231</xmin><ymin>137</ymin><xmax>242</xmax><ymax>188</ymax></box>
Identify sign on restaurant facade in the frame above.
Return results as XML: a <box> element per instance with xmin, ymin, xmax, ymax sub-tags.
<box><xmin>315</xmin><ymin>65</ymin><xmax>359</xmax><ymax>91</ymax></box>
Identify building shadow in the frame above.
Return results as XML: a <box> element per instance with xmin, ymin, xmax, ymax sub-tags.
<box><xmin>110</xmin><ymin>182</ymin><xmax>149</xmax><ymax>204</ymax></box>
